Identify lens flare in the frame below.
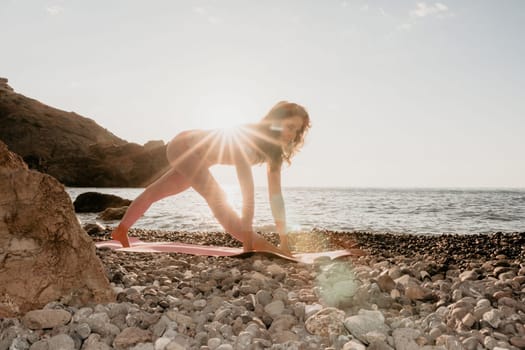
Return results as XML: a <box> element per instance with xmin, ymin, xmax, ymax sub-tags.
<box><xmin>315</xmin><ymin>261</ymin><xmax>359</xmax><ymax>308</ymax></box>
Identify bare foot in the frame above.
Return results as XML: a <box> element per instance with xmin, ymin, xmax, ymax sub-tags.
<box><xmin>111</xmin><ymin>226</ymin><xmax>130</xmax><ymax>248</ymax></box>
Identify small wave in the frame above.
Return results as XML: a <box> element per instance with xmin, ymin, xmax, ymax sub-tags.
<box><xmin>483</xmin><ymin>214</ymin><xmax>516</xmax><ymax>222</ymax></box>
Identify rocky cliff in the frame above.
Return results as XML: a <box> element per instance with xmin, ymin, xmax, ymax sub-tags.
<box><xmin>0</xmin><ymin>78</ymin><xmax>169</xmax><ymax>187</ymax></box>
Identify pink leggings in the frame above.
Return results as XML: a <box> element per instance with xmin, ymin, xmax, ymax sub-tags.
<box><xmin>117</xmin><ymin>131</ymin><xmax>247</xmax><ymax>242</ymax></box>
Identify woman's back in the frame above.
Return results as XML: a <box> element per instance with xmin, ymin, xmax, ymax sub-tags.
<box><xmin>177</xmin><ymin>125</ymin><xmax>269</xmax><ymax>167</ymax></box>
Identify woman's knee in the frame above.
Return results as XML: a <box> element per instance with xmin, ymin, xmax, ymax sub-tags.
<box><xmin>142</xmin><ymin>179</ymin><xmax>174</xmax><ymax>202</ymax></box>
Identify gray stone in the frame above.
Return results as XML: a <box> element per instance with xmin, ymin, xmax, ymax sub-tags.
<box><xmin>343</xmin><ymin>340</ymin><xmax>366</xmax><ymax>350</ymax></box>
<box><xmin>344</xmin><ymin>310</ymin><xmax>389</xmax><ymax>344</ymax></box>
<box><xmin>483</xmin><ymin>336</ymin><xmax>497</xmax><ymax>350</ymax></box>
<box><xmin>83</xmin><ymin>342</ymin><xmax>112</xmax><ymax>350</ymax></box>
<box><xmin>10</xmin><ymin>337</ymin><xmax>30</xmax><ymax>350</ymax></box>
<box><xmin>22</xmin><ymin>309</ymin><xmax>71</xmax><ymax>330</ymax></box>
<box><xmin>305</xmin><ymin>307</ymin><xmax>346</xmax><ymax>338</ymax></box>
<box><xmin>74</xmin><ymin>322</ymin><xmax>91</xmax><ymax>339</ymax></box>
<box><xmin>264</xmin><ymin>300</ymin><xmax>285</xmax><ymax>318</ymax></box>
<box><xmin>367</xmin><ymin>340</ymin><xmax>394</xmax><ymax>350</ymax></box>
<box><xmin>269</xmin><ymin>315</ymin><xmax>297</xmax><ymax>333</ymax></box>
<box><xmin>392</xmin><ymin>328</ymin><xmax>420</xmax><ymax>350</ymax></box>
<box><xmin>165</xmin><ymin>342</ymin><xmax>186</xmax><ymax>350</ymax></box>
<box><xmin>216</xmin><ymin>345</ymin><xmax>233</xmax><ymax>350</ymax></box>
<box><xmin>154</xmin><ymin>337</ymin><xmax>171</xmax><ymax>350</ymax></box>
<box><xmin>256</xmin><ymin>290</ymin><xmax>272</xmax><ymax>306</ymax></box>
<box><xmin>304</xmin><ymin>303</ymin><xmax>323</xmax><ymax>319</ymax></box>
<box><xmin>113</xmin><ymin>327</ymin><xmax>152</xmax><ymax>349</ymax></box>
<box><xmin>459</xmin><ymin>270</ymin><xmax>478</xmax><ymax>282</ymax></box>
<box><xmin>107</xmin><ymin>303</ymin><xmax>129</xmax><ymax>318</ymax></box>
<box><xmin>363</xmin><ymin>330</ymin><xmax>388</xmax><ymax>344</ymax></box>
<box><xmin>207</xmin><ymin>338</ymin><xmax>221</xmax><ymax>350</ymax></box>
<box><xmin>73</xmin><ymin>307</ymin><xmax>94</xmax><ymax>323</ymax></box>
<box><xmin>235</xmin><ymin>332</ymin><xmax>253</xmax><ymax>348</ymax></box>
<box><xmin>461</xmin><ymin>313</ymin><xmax>476</xmax><ymax>328</ymax></box>
<box><xmin>435</xmin><ymin>335</ymin><xmax>462</xmax><ymax>350</ymax></box>
<box><xmin>130</xmin><ymin>343</ymin><xmax>154</xmax><ymax>350</ymax></box>
<box><xmin>151</xmin><ymin>317</ymin><xmax>169</xmax><ymax>338</ymax></box>
<box><xmin>271</xmin><ymin>331</ymin><xmax>300</xmax><ymax>344</ymax></box>
<box><xmin>482</xmin><ymin>309</ymin><xmax>502</xmax><ymax>328</ymax></box>
<box><xmin>86</xmin><ymin>313</ymin><xmax>110</xmax><ymax>335</ymax></box>
<box><xmin>47</xmin><ymin>334</ymin><xmax>75</xmax><ymax>350</ymax></box>
<box><xmin>29</xmin><ymin>340</ymin><xmax>49</xmax><ymax>350</ymax></box>
<box><xmin>461</xmin><ymin>336</ymin><xmax>480</xmax><ymax>350</ymax></box>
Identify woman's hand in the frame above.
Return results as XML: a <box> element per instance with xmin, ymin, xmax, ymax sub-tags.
<box><xmin>240</xmin><ymin>219</ymin><xmax>254</xmax><ymax>252</ymax></box>
<box><xmin>251</xmin><ymin>232</ymin><xmax>293</xmax><ymax>257</ymax></box>
<box><xmin>242</xmin><ymin>230</ymin><xmax>254</xmax><ymax>252</ymax></box>
<box><xmin>278</xmin><ymin>233</ymin><xmax>291</xmax><ymax>254</ymax></box>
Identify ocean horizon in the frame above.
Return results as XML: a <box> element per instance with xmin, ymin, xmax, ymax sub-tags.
<box><xmin>67</xmin><ymin>186</ymin><xmax>525</xmax><ymax>236</ymax></box>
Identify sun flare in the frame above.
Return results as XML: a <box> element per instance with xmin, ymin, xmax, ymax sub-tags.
<box><xmin>217</xmin><ymin>125</ymin><xmax>242</xmax><ymax>138</ymax></box>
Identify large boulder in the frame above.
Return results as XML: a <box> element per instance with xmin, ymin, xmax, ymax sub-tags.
<box><xmin>97</xmin><ymin>207</ymin><xmax>128</xmax><ymax>221</ymax></box>
<box><xmin>0</xmin><ymin>77</ymin><xmax>169</xmax><ymax>187</ymax></box>
<box><xmin>0</xmin><ymin>141</ymin><xmax>114</xmax><ymax>317</ymax></box>
<box><xmin>73</xmin><ymin>192</ymin><xmax>132</xmax><ymax>213</ymax></box>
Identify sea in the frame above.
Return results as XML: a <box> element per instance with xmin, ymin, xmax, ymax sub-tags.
<box><xmin>66</xmin><ymin>187</ymin><xmax>525</xmax><ymax>236</ymax></box>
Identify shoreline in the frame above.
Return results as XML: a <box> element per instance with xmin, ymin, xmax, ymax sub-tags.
<box><xmin>96</xmin><ymin>228</ymin><xmax>525</xmax><ymax>261</ymax></box>
<box><xmin>1</xmin><ymin>229</ymin><xmax>524</xmax><ymax>349</ymax></box>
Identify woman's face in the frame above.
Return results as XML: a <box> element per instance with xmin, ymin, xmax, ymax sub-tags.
<box><xmin>279</xmin><ymin>115</ymin><xmax>304</xmax><ymax>145</ymax></box>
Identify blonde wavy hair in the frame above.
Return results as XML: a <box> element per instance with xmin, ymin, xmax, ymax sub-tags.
<box><xmin>248</xmin><ymin>101</ymin><xmax>311</xmax><ymax>168</ymax></box>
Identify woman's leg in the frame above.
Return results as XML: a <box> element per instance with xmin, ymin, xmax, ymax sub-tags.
<box><xmin>172</xmin><ymin>154</ymin><xmax>289</xmax><ymax>255</ymax></box>
<box><xmin>111</xmin><ymin>167</ymin><xmax>191</xmax><ymax>247</ymax></box>
<box><xmin>164</xmin><ymin>131</ymin><xmax>289</xmax><ymax>255</ymax></box>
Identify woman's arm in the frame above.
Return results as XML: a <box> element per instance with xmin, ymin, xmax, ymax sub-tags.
<box><xmin>267</xmin><ymin>162</ymin><xmax>290</xmax><ymax>252</ymax></box>
<box><xmin>234</xmin><ymin>149</ymin><xmax>255</xmax><ymax>251</ymax></box>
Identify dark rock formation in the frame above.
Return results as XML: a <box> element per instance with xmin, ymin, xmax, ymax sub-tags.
<box><xmin>73</xmin><ymin>192</ymin><xmax>131</xmax><ymax>213</ymax></box>
<box><xmin>97</xmin><ymin>206</ymin><xmax>128</xmax><ymax>221</ymax></box>
<box><xmin>82</xmin><ymin>223</ymin><xmax>107</xmax><ymax>236</ymax></box>
<box><xmin>0</xmin><ymin>141</ymin><xmax>114</xmax><ymax>317</ymax></box>
<box><xmin>0</xmin><ymin>77</ymin><xmax>169</xmax><ymax>187</ymax></box>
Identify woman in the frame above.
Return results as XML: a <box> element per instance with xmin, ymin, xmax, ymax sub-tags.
<box><xmin>111</xmin><ymin>101</ymin><xmax>311</xmax><ymax>256</ymax></box>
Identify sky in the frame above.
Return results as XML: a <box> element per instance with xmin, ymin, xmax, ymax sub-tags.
<box><xmin>1</xmin><ymin>0</ymin><xmax>524</xmax><ymax>188</ymax></box>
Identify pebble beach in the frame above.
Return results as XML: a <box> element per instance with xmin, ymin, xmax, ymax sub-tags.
<box><xmin>1</xmin><ymin>229</ymin><xmax>524</xmax><ymax>350</ymax></box>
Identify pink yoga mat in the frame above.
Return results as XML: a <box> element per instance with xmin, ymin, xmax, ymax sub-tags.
<box><xmin>95</xmin><ymin>237</ymin><xmax>362</xmax><ymax>264</ymax></box>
